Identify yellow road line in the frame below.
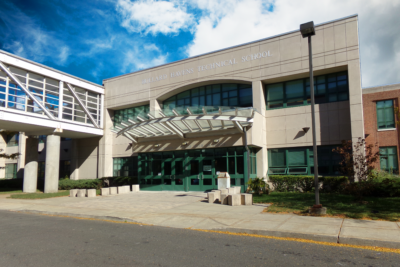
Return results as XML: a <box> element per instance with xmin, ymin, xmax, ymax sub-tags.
<box><xmin>18</xmin><ymin>211</ymin><xmax>400</xmax><ymax>254</ymax></box>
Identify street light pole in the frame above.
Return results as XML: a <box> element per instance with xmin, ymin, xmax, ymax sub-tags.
<box><xmin>300</xmin><ymin>21</ymin><xmax>320</xmax><ymax>206</ymax></box>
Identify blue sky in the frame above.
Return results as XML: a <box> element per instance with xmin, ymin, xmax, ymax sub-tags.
<box><xmin>0</xmin><ymin>0</ymin><xmax>399</xmax><ymax>88</ymax></box>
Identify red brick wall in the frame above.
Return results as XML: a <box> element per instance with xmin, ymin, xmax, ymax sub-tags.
<box><xmin>363</xmin><ymin>88</ymin><xmax>400</xmax><ymax>170</ymax></box>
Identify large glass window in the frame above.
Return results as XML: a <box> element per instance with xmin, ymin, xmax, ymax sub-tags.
<box><xmin>6</xmin><ymin>133</ymin><xmax>19</xmax><ymax>147</ymax></box>
<box><xmin>266</xmin><ymin>71</ymin><xmax>349</xmax><ymax>109</ymax></box>
<box><xmin>5</xmin><ymin>163</ymin><xmax>17</xmax><ymax>179</ymax></box>
<box><xmin>59</xmin><ymin>160</ymin><xmax>71</xmax><ymax>179</ymax></box>
<box><xmin>113</xmin><ymin>157</ymin><xmax>138</xmax><ymax>176</ymax></box>
<box><xmin>376</xmin><ymin>100</ymin><xmax>395</xmax><ymax>130</ymax></box>
<box><xmin>268</xmin><ymin>145</ymin><xmax>341</xmax><ymax>175</ymax></box>
<box><xmin>163</xmin><ymin>83</ymin><xmax>252</xmax><ymax>115</ymax></box>
<box><xmin>113</xmin><ymin>105</ymin><xmax>150</xmax><ymax>127</ymax></box>
<box><xmin>380</xmin><ymin>147</ymin><xmax>398</xmax><ymax>173</ymax></box>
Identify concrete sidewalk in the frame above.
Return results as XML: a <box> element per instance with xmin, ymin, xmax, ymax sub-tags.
<box><xmin>0</xmin><ymin>191</ymin><xmax>399</xmax><ymax>248</ymax></box>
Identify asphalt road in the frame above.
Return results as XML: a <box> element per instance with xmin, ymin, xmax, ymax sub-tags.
<box><xmin>0</xmin><ymin>211</ymin><xmax>399</xmax><ymax>267</ymax></box>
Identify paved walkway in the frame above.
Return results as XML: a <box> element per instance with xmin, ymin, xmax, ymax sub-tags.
<box><xmin>1</xmin><ymin>191</ymin><xmax>399</xmax><ymax>248</ymax></box>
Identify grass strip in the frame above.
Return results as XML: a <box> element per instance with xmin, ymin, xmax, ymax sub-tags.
<box><xmin>253</xmin><ymin>192</ymin><xmax>400</xmax><ymax>221</ymax></box>
<box><xmin>10</xmin><ymin>191</ymin><xmax>69</xmax><ymax>199</ymax></box>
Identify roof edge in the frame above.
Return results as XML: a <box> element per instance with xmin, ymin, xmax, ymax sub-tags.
<box><xmin>103</xmin><ymin>14</ymin><xmax>358</xmax><ymax>82</ymax></box>
<box><xmin>0</xmin><ymin>49</ymin><xmax>103</xmax><ymax>88</ymax></box>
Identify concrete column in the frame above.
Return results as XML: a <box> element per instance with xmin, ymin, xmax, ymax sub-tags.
<box><xmin>44</xmin><ymin>135</ymin><xmax>60</xmax><ymax>193</ymax></box>
<box><xmin>252</xmin><ymin>81</ymin><xmax>265</xmax><ymax>116</ymax></box>
<box><xmin>0</xmin><ymin>133</ymin><xmax>6</xmax><ymax>179</ymax></box>
<box><xmin>98</xmin><ymin>109</ymin><xmax>113</xmax><ymax>178</ymax></box>
<box><xmin>17</xmin><ymin>132</ymin><xmax>26</xmax><ymax>178</ymax></box>
<box><xmin>251</xmin><ymin>81</ymin><xmax>268</xmax><ymax>179</ymax></box>
<box><xmin>256</xmin><ymin>147</ymin><xmax>268</xmax><ymax>179</ymax></box>
<box><xmin>150</xmin><ymin>99</ymin><xmax>162</xmax><ymax>117</ymax></box>
<box><xmin>23</xmin><ymin>137</ymin><xmax>38</xmax><ymax>193</ymax></box>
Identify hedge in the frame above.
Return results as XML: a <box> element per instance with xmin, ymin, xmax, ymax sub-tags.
<box><xmin>100</xmin><ymin>176</ymin><xmax>138</xmax><ymax>187</ymax></box>
<box><xmin>268</xmin><ymin>175</ymin><xmax>400</xmax><ymax>197</ymax></box>
<box><xmin>58</xmin><ymin>179</ymin><xmax>103</xmax><ymax>190</ymax></box>
<box><xmin>0</xmin><ymin>178</ymin><xmax>103</xmax><ymax>191</ymax></box>
<box><xmin>268</xmin><ymin>175</ymin><xmax>348</xmax><ymax>193</ymax></box>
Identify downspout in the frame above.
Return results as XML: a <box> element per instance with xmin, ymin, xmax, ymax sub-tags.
<box><xmin>244</xmin><ymin>127</ymin><xmax>250</xmax><ymax>185</ymax></box>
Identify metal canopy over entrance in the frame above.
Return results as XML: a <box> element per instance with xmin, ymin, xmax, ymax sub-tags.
<box><xmin>114</xmin><ymin>106</ymin><xmax>255</xmax><ymax>142</ymax></box>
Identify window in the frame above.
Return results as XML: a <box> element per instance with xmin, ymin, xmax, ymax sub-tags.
<box><xmin>6</xmin><ymin>133</ymin><xmax>19</xmax><ymax>147</ymax></box>
<box><xmin>113</xmin><ymin>157</ymin><xmax>138</xmax><ymax>176</ymax></box>
<box><xmin>268</xmin><ymin>145</ymin><xmax>341</xmax><ymax>175</ymax></box>
<box><xmin>265</xmin><ymin>71</ymin><xmax>349</xmax><ymax>109</ymax></box>
<box><xmin>59</xmin><ymin>160</ymin><xmax>71</xmax><ymax>179</ymax></box>
<box><xmin>38</xmin><ymin>135</ymin><xmax>46</xmax><ymax>144</ymax></box>
<box><xmin>113</xmin><ymin>105</ymin><xmax>149</xmax><ymax>127</ymax></box>
<box><xmin>5</xmin><ymin>163</ymin><xmax>17</xmax><ymax>179</ymax></box>
<box><xmin>376</xmin><ymin>100</ymin><xmax>395</xmax><ymax>130</ymax></box>
<box><xmin>380</xmin><ymin>147</ymin><xmax>398</xmax><ymax>173</ymax></box>
<box><xmin>163</xmin><ymin>83</ymin><xmax>252</xmax><ymax>115</ymax></box>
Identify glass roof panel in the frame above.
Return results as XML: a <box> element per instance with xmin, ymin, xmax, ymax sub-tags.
<box><xmin>172</xmin><ymin>121</ymin><xmax>190</xmax><ymax>133</ymax></box>
<box><xmin>185</xmin><ymin>120</ymin><xmax>200</xmax><ymax>131</ymax></box>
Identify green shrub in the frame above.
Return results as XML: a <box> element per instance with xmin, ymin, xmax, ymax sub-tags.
<box><xmin>269</xmin><ymin>175</ymin><xmax>347</xmax><ymax>193</ymax></box>
<box><xmin>247</xmin><ymin>177</ymin><xmax>267</xmax><ymax>194</ymax></box>
<box><xmin>100</xmin><ymin>176</ymin><xmax>138</xmax><ymax>187</ymax></box>
<box><xmin>320</xmin><ymin>176</ymin><xmax>349</xmax><ymax>193</ymax></box>
<box><xmin>58</xmin><ymin>179</ymin><xmax>102</xmax><ymax>190</ymax></box>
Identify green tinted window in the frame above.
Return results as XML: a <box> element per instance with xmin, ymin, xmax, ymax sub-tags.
<box><xmin>380</xmin><ymin>147</ymin><xmax>398</xmax><ymax>173</ymax></box>
<box><xmin>163</xmin><ymin>83</ymin><xmax>252</xmax><ymax>112</ymax></box>
<box><xmin>376</xmin><ymin>100</ymin><xmax>395</xmax><ymax>129</ymax></box>
<box><xmin>266</xmin><ymin>71</ymin><xmax>348</xmax><ymax>109</ymax></box>
<box><xmin>113</xmin><ymin>105</ymin><xmax>150</xmax><ymax>127</ymax></box>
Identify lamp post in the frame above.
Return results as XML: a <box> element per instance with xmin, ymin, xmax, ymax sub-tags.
<box><xmin>300</xmin><ymin>21</ymin><xmax>321</xmax><ymax>208</ymax></box>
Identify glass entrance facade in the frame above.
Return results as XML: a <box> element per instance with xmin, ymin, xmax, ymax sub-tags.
<box><xmin>138</xmin><ymin>147</ymin><xmax>255</xmax><ymax>192</ymax></box>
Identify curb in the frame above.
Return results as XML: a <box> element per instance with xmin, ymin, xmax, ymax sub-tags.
<box><xmin>12</xmin><ymin>209</ymin><xmax>400</xmax><ymax>250</ymax></box>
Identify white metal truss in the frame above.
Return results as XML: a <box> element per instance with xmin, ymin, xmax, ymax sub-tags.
<box><xmin>0</xmin><ymin>60</ymin><xmax>56</xmax><ymax>120</ymax></box>
<box><xmin>116</xmin><ymin>107</ymin><xmax>255</xmax><ymax>140</ymax></box>
<box><xmin>66</xmin><ymin>83</ymin><xmax>100</xmax><ymax>128</ymax></box>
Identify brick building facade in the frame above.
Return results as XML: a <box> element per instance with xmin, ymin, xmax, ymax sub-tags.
<box><xmin>363</xmin><ymin>83</ymin><xmax>400</xmax><ymax>173</ymax></box>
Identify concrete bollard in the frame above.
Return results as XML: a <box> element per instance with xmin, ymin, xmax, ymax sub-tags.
<box><xmin>109</xmin><ymin>187</ymin><xmax>118</xmax><ymax>195</ymax></box>
<box><xmin>70</xmin><ymin>189</ymin><xmax>78</xmax><ymax>197</ymax></box>
<box><xmin>211</xmin><ymin>190</ymin><xmax>221</xmax><ymax>200</ymax></box>
<box><xmin>207</xmin><ymin>192</ymin><xmax>217</xmax><ymax>203</ymax></box>
<box><xmin>77</xmin><ymin>189</ymin><xmax>86</xmax><ymax>197</ymax></box>
<box><xmin>235</xmin><ymin>186</ymin><xmax>242</xmax><ymax>194</ymax></box>
<box><xmin>220</xmin><ymin>194</ymin><xmax>229</xmax><ymax>205</ymax></box>
<box><xmin>87</xmin><ymin>189</ymin><xmax>96</xmax><ymax>198</ymax></box>
<box><xmin>117</xmin><ymin>186</ymin><xmax>126</xmax><ymax>194</ymax></box>
<box><xmin>220</xmin><ymin>189</ymin><xmax>228</xmax><ymax>195</ymax></box>
<box><xmin>241</xmin><ymin>193</ymin><xmax>253</xmax><ymax>205</ymax></box>
<box><xmin>228</xmin><ymin>188</ymin><xmax>235</xmax><ymax>194</ymax></box>
<box><xmin>101</xmin><ymin>188</ymin><xmax>110</xmax><ymax>196</ymax></box>
<box><xmin>123</xmin><ymin>185</ymin><xmax>131</xmax><ymax>193</ymax></box>
<box><xmin>228</xmin><ymin>194</ymin><xmax>241</xmax><ymax>206</ymax></box>
<box><xmin>132</xmin><ymin>185</ymin><xmax>140</xmax><ymax>192</ymax></box>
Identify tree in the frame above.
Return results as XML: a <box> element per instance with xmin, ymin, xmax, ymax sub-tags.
<box><xmin>332</xmin><ymin>138</ymin><xmax>380</xmax><ymax>183</ymax></box>
<box><xmin>0</xmin><ymin>131</ymin><xmax>20</xmax><ymax>159</ymax></box>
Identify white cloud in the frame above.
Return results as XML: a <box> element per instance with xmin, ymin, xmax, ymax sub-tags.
<box><xmin>116</xmin><ymin>0</ymin><xmax>194</xmax><ymax>35</ymax></box>
<box><xmin>0</xmin><ymin>3</ymin><xmax>70</xmax><ymax>66</ymax></box>
<box><xmin>186</xmin><ymin>0</ymin><xmax>400</xmax><ymax>87</ymax></box>
<box><xmin>122</xmin><ymin>46</ymin><xmax>168</xmax><ymax>73</ymax></box>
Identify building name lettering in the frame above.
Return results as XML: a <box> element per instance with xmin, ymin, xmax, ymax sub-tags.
<box><xmin>142</xmin><ymin>50</ymin><xmax>272</xmax><ymax>84</ymax></box>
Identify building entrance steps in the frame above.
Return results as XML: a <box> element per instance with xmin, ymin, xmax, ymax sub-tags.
<box><xmin>1</xmin><ymin>191</ymin><xmax>400</xmax><ymax>249</ymax></box>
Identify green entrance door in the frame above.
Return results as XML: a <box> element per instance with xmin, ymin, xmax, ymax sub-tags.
<box><xmin>173</xmin><ymin>159</ymin><xmax>186</xmax><ymax>191</ymax></box>
<box><xmin>187</xmin><ymin>150</ymin><xmax>217</xmax><ymax>192</ymax></box>
<box><xmin>201</xmin><ymin>159</ymin><xmax>215</xmax><ymax>191</ymax></box>
<box><xmin>162</xmin><ymin>159</ymin><xmax>173</xmax><ymax>190</ymax></box>
<box><xmin>138</xmin><ymin>147</ymin><xmax>247</xmax><ymax>192</ymax></box>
